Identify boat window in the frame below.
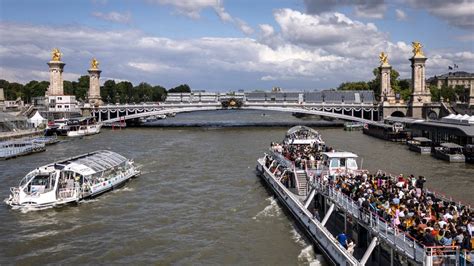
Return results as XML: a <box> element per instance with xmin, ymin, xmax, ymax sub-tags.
<box><xmin>19</xmin><ymin>172</ymin><xmax>36</xmax><ymax>187</ymax></box>
<box><xmin>330</xmin><ymin>159</ymin><xmax>339</xmax><ymax>168</ymax></box>
<box><xmin>347</xmin><ymin>158</ymin><xmax>358</xmax><ymax>169</ymax></box>
<box><xmin>24</xmin><ymin>174</ymin><xmax>55</xmax><ymax>194</ymax></box>
<box><xmin>340</xmin><ymin>158</ymin><xmax>346</xmax><ymax>167</ymax></box>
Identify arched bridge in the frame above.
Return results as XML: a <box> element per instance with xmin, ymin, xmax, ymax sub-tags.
<box><xmin>92</xmin><ymin>101</ymin><xmax>380</xmax><ymax>124</ymax></box>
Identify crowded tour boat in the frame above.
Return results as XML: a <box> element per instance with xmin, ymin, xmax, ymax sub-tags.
<box><xmin>256</xmin><ymin>126</ymin><xmax>473</xmax><ymax>266</ymax></box>
<box><xmin>5</xmin><ymin>150</ymin><xmax>140</xmax><ymax>211</ymax></box>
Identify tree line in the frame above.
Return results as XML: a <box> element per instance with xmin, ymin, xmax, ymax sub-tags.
<box><xmin>0</xmin><ymin>76</ymin><xmax>191</xmax><ymax>103</ymax></box>
<box><xmin>336</xmin><ymin>67</ymin><xmax>467</xmax><ymax>103</ymax></box>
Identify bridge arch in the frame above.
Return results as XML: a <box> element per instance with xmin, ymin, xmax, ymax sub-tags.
<box><xmin>96</xmin><ymin>105</ymin><xmax>378</xmax><ymax>124</ymax></box>
<box><xmin>390</xmin><ymin>111</ymin><xmax>406</xmax><ymax>117</ymax></box>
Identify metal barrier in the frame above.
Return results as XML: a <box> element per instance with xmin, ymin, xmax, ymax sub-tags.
<box><xmin>313</xmin><ymin>178</ymin><xmax>427</xmax><ymax>263</ymax></box>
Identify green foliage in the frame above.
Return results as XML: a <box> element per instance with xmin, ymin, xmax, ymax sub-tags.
<box><xmin>337</xmin><ymin>68</ymin><xmax>408</xmax><ymax>100</ymax></box>
<box><xmin>168</xmin><ymin>84</ymin><xmax>191</xmax><ymax>93</ymax></box>
<box><xmin>429</xmin><ymin>85</ymin><xmax>441</xmax><ymax>102</ymax></box>
<box><xmin>440</xmin><ymin>84</ymin><xmax>456</xmax><ymax>102</ymax></box>
<box><xmin>1</xmin><ymin>76</ymin><xmax>171</xmax><ymax>104</ymax></box>
<box><xmin>337</xmin><ymin>81</ymin><xmax>369</xmax><ymax>91</ymax></box>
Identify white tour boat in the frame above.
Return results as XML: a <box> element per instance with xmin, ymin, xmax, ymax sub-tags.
<box><xmin>67</xmin><ymin>117</ymin><xmax>102</xmax><ymax>137</ymax></box>
<box><xmin>5</xmin><ymin>150</ymin><xmax>140</xmax><ymax>211</ymax></box>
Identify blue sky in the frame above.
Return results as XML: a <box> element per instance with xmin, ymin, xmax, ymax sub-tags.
<box><xmin>0</xmin><ymin>0</ymin><xmax>473</xmax><ymax>91</ymax></box>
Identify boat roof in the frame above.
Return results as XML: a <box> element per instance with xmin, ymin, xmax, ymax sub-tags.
<box><xmin>440</xmin><ymin>142</ymin><xmax>463</xmax><ymax>148</ymax></box>
<box><xmin>323</xmin><ymin>151</ymin><xmax>358</xmax><ymax>158</ymax></box>
<box><xmin>55</xmin><ymin>150</ymin><xmax>128</xmax><ymax>175</ymax></box>
<box><xmin>412</xmin><ymin>137</ymin><xmax>432</xmax><ymax>142</ymax></box>
<box><xmin>286</xmin><ymin>125</ymin><xmax>319</xmax><ymax>135</ymax></box>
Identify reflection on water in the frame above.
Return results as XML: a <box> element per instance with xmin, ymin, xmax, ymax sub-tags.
<box><xmin>0</xmin><ymin>110</ymin><xmax>472</xmax><ymax>264</ymax></box>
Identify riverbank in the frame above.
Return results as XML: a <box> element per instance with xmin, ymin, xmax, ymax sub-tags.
<box><xmin>0</xmin><ymin>129</ymin><xmax>42</xmax><ymax>141</ymax></box>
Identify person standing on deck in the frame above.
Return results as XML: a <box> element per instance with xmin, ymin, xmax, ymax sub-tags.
<box><xmin>337</xmin><ymin>232</ymin><xmax>348</xmax><ymax>249</ymax></box>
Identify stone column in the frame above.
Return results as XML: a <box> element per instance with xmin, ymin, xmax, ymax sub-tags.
<box><xmin>380</xmin><ymin>63</ymin><xmax>395</xmax><ymax>103</ymax></box>
<box><xmin>410</xmin><ymin>55</ymin><xmax>431</xmax><ymax>103</ymax></box>
<box><xmin>47</xmin><ymin>60</ymin><xmax>65</xmax><ymax>96</ymax></box>
<box><xmin>469</xmin><ymin>80</ymin><xmax>474</xmax><ymax>107</ymax></box>
<box><xmin>88</xmin><ymin>68</ymin><xmax>103</xmax><ymax>106</ymax></box>
<box><xmin>408</xmin><ymin>42</ymin><xmax>431</xmax><ymax>118</ymax></box>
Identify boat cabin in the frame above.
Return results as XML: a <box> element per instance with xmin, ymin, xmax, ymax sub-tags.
<box><xmin>322</xmin><ymin>151</ymin><xmax>359</xmax><ymax>176</ymax></box>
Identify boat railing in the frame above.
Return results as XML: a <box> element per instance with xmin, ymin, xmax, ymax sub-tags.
<box><xmin>58</xmin><ymin>187</ymin><xmax>78</xmax><ymax>199</ymax></box>
<box><xmin>424</xmin><ymin>246</ymin><xmax>467</xmax><ymax>265</ymax></box>
<box><xmin>9</xmin><ymin>187</ymin><xmax>20</xmax><ymax>203</ymax></box>
<box><xmin>313</xmin><ymin>178</ymin><xmax>426</xmax><ymax>263</ymax></box>
<box><xmin>262</xmin><ymin>162</ymin><xmax>360</xmax><ymax>265</ymax></box>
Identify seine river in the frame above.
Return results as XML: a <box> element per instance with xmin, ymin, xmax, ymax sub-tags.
<box><xmin>0</xmin><ymin>110</ymin><xmax>473</xmax><ymax>265</ymax></box>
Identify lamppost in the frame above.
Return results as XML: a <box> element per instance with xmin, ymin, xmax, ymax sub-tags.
<box><xmin>322</xmin><ymin>92</ymin><xmax>325</xmax><ymax>103</ymax></box>
<box><xmin>341</xmin><ymin>94</ymin><xmax>345</xmax><ymax>103</ymax></box>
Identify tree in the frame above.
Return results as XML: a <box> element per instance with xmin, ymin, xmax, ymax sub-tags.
<box><xmin>429</xmin><ymin>85</ymin><xmax>441</xmax><ymax>102</ymax></box>
<box><xmin>169</xmin><ymin>84</ymin><xmax>191</xmax><ymax>93</ymax></box>
<box><xmin>116</xmin><ymin>81</ymin><xmax>133</xmax><ymax>103</ymax></box>
<box><xmin>337</xmin><ymin>81</ymin><xmax>369</xmax><ymax>91</ymax></box>
<box><xmin>440</xmin><ymin>84</ymin><xmax>456</xmax><ymax>102</ymax></box>
<box><xmin>151</xmin><ymin>85</ymin><xmax>167</xmax><ymax>101</ymax></box>
<box><xmin>101</xmin><ymin>80</ymin><xmax>116</xmax><ymax>103</ymax></box>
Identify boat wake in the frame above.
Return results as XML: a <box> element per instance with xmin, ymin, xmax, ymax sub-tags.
<box><xmin>252</xmin><ymin>197</ymin><xmax>281</xmax><ymax>220</ymax></box>
<box><xmin>291</xmin><ymin>227</ymin><xmax>325</xmax><ymax>266</ymax></box>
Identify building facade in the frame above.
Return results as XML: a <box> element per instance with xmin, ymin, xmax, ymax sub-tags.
<box><xmin>427</xmin><ymin>71</ymin><xmax>474</xmax><ymax>106</ymax></box>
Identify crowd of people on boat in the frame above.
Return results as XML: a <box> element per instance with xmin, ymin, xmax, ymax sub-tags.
<box><xmin>265</xmin><ymin>127</ymin><xmax>473</xmax><ymax>253</ymax></box>
<box><xmin>329</xmin><ymin>171</ymin><xmax>473</xmax><ymax>251</ymax></box>
<box><xmin>271</xmin><ymin>142</ymin><xmax>322</xmax><ymax>169</ymax></box>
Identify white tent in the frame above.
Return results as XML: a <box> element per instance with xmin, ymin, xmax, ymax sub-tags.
<box><xmin>28</xmin><ymin>111</ymin><xmax>47</xmax><ymax>128</ymax></box>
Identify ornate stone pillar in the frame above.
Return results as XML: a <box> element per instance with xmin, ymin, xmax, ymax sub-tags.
<box><xmin>379</xmin><ymin>52</ymin><xmax>395</xmax><ymax>103</ymax></box>
<box><xmin>469</xmin><ymin>80</ymin><xmax>474</xmax><ymax>107</ymax></box>
<box><xmin>47</xmin><ymin>48</ymin><xmax>65</xmax><ymax>96</ymax></box>
<box><xmin>410</xmin><ymin>42</ymin><xmax>431</xmax><ymax>104</ymax></box>
<box><xmin>88</xmin><ymin>58</ymin><xmax>103</xmax><ymax>106</ymax></box>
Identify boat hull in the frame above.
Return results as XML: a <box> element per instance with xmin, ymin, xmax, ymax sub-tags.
<box><xmin>407</xmin><ymin>143</ymin><xmax>432</xmax><ymax>154</ymax></box>
<box><xmin>67</xmin><ymin>124</ymin><xmax>102</xmax><ymax>137</ymax></box>
<box><xmin>432</xmin><ymin>151</ymin><xmax>465</xmax><ymax>163</ymax></box>
<box><xmin>256</xmin><ymin>158</ymin><xmax>357</xmax><ymax>266</ymax></box>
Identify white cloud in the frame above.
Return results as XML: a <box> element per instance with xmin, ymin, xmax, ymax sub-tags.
<box><xmin>395</xmin><ymin>9</ymin><xmax>407</xmax><ymax>20</ymax></box>
<box><xmin>404</xmin><ymin>0</ymin><xmax>474</xmax><ymax>29</ymax></box>
<box><xmin>148</xmin><ymin>0</ymin><xmax>254</xmax><ymax>35</ymax></box>
<box><xmin>92</xmin><ymin>11</ymin><xmax>132</xmax><ymax>24</ymax></box>
<box><xmin>0</xmin><ymin>11</ymin><xmax>472</xmax><ymax>90</ymax></box>
<box><xmin>128</xmin><ymin>62</ymin><xmax>181</xmax><ymax>73</ymax></box>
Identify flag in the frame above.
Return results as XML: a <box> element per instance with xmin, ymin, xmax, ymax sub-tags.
<box><xmin>454</xmin><ymin>64</ymin><xmax>459</xmax><ymax>69</ymax></box>
<box><xmin>448</xmin><ymin>66</ymin><xmax>453</xmax><ymax>70</ymax></box>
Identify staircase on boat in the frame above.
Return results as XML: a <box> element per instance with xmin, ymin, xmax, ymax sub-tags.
<box><xmin>295</xmin><ymin>170</ymin><xmax>308</xmax><ymax>196</ymax></box>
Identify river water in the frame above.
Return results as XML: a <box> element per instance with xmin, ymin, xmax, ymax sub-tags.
<box><xmin>1</xmin><ymin>110</ymin><xmax>473</xmax><ymax>265</ymax></box>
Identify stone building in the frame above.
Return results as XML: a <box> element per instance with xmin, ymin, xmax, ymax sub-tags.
<box><xmin>427</xmin><ymin>71</ymin><xmax>474</xmax><ymax>106</ymax></box>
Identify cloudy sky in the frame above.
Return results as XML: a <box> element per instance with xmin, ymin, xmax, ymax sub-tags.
<box><xmin>0</xmin><ymin>0</ymin><xmax>473</xmax><ymax>91</ymax></box>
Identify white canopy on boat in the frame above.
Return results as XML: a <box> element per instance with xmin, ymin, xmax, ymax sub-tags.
<box><xmin>57</xmin><ymin>150</ymin><xmax>128</xmax><ymax>175</ymax></box>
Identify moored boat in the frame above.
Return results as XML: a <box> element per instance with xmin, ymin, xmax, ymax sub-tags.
<box><xmin>464</xmin><ymin>144</ymin><xmax>474</xmax><ymax>163</ymax></box>
<box><xmin>5</xmin><ymin>150</ymin><xmax>140</xmax><ymax>211</ymax></box>
<box><xmin>0</xmin><ymin>140</ymin><xmax>46</xmax><ymax>160</ymax></box>
<box><xmin>432</xmin><ymin>142</ymin><xmax>465</xmax><ymax>163</ymax></box>
<box><xmin>343</xmin><ymin>122</ymin><xmax>364</xmax><ymax>131</ymax></box>
<box><xmin>407</xmin><ymin>137</ymin><xmax>432</xmax><ymax>154</ymax></box>
<box><xmin>67</xmin><ymin>117</ymin><xmax>102</xmax><ymax>137</ymax></box>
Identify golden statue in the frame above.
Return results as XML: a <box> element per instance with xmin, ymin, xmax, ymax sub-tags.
<box><xmin>91</xmin><ymin>58</ymin><xmax>99</xmax><ymax>69</ymax></box>
<box><xmin>412</xmin><ymin>41</ymin><xmax>424</xmax><ymax>56</ymax></box>
<box><xmin>379</xmin><ymin>52</ymin><xmax>389</xmax><ymax>65</ymax></box>
<box><xmin>51</xmin><ymin>48</ymin><xmax>62</xmax><ymax>61</ymax></box>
